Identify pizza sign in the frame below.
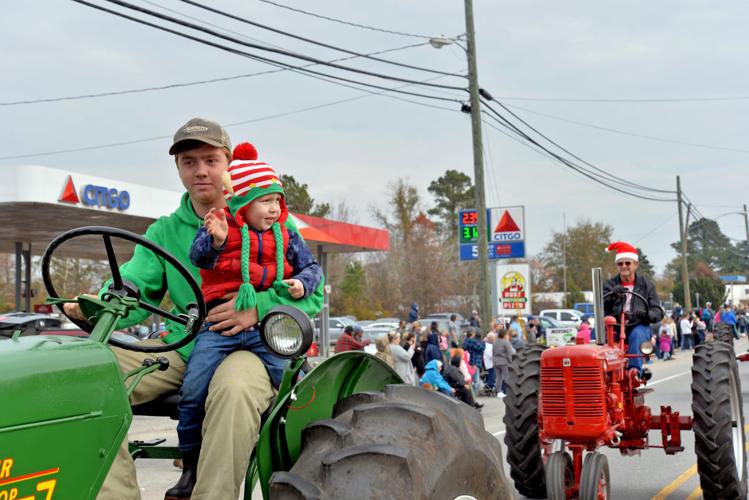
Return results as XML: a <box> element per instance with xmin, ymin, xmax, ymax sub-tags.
<box><xmin>500</xmin><ymin>271</ymin><xmax>527</xmax><ymax>310</ymax></box>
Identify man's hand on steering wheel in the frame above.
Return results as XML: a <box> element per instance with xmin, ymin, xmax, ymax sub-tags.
<box><xmin>62</xmin><ymin>294</ymin><xmax>98</xmax><ymax>321</ymax></box>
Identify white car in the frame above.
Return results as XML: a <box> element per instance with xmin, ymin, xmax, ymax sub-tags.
<box><xmin>539</xmin><ymin>309</ymin><xmax>585</xmax><ymax>328</ymax></box>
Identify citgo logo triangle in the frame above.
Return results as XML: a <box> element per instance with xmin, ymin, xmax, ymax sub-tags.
<box><xmin>495</xmin><ymin>210</ymin><xmax>520</xmax><ymax>233</ymax></box>
<box><xmin>59</xmin><ymin>175</ymin><xmax>80</xmax><ymax>204</ymax></box>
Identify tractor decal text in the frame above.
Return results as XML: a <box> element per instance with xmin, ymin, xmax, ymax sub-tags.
<box><xmin>0</xmin><ymin>458</ymin><xmax>59</xmax><ymax>500</ymax></box>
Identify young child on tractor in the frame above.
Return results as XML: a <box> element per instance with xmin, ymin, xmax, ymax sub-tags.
<box><xmin>177</xmin><ymin>141</ymin><xmax>323</xmax><ymax>469</ymax></box>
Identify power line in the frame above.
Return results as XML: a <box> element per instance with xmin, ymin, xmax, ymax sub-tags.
<box><xmin>479</xmin><ymin>101</ymin><xmax>677</xmax><ymax>201</ymax></box>
<box><xmin>481</xmin><ymin>112</ymin><xmax>675</xmax><ymax>202</ymax></box>
<box><xmin>483</xmin><ymin>98</ymin><xmax>677</xmax><ymax>194</ymax></box>
<box><xmin>91</xmin><ymin>0</ymin><xmax>467</xmax><ymax>93</ymax></box>
<box><xmin>0</xmin><ymin>73</ymin><xmax>459</xmax><ymax>161</ymax></box>
<box><xmin>177</xmin><ymin>0</ymin><xmax>464</xmax><ymax>78</ymax></box>
<box><xmin>494</xmin><ymin>95</ymin><xmax>749</xmax><ymax>103</ymax></box>
<box><xmin>70</xmin><ymin>0</ymin><xmax>463</xmax><ymax>104</ymax></box>
<box><xmin>633</xmin><ymin>212</ymin><xmax>678</xmax><ymax>244</ymax></box>
<box><xmin>0</xmin><ymin>41</ymin><xmax>433</xmax><ymax>106</ymax></box>
<box><xmin>504</xmin><ymin>103</ymin><xmax>749</xmax><ymax>154</ymax></box>
<box><xmin>257</xmin><ymin>0</ymin><xmax>433</xmax><ymax>39</ymax></box>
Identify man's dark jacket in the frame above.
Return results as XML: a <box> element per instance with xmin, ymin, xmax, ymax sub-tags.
<box><xmin>603</xmin><ymin>273</ymin><xmax>664</xmax><ymax>329</ymax></box>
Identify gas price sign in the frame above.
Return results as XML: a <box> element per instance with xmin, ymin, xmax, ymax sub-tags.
<box><xmin>459</xmin><ymin>209</ymin><xmax>488</xmax><ymax>244</ymax></box>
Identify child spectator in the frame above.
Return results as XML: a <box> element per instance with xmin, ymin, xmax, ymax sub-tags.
<box><xmin>420</xmin><ymin>360</ymin><xmax>454</xmax><ymax>395</ymax></box>
<box><xmin>659</xmin><ymin>324</ymin><xmax>672</xmax><ymax>360</ymax></box>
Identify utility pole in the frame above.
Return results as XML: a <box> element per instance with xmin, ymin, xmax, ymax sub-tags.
<box><xmin>562</xmin><ymin>213</ymin><xmax>568</xmax><ymax>308</ymax></box>
<box><xmin>743</xmin><ymin>204</ymin><xmax>749</xmax><ymax>246</ymax></box>
<box><xmin>463</xmin><ymin>0</ymin><xmax>491</xmax><ymax>332</ymax></box>
<box><xmin>676</xmin><ymin>176</ymin><xmax>691</xmax><ymax>311</ymax></box>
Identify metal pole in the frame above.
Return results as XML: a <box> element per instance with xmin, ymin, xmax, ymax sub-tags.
<box><xmin>24</xmin><ymin>243</ymin><xmax>31</xmax><ymax>313</ymax></box>
<box><xmin>463</xmin><ymin>0</ymin><xmax>491</xmax><ymax>334</ymax></box>
<box><xmin>743</xmin><ymin>204</ymin><xmax>749</xmax><ymax>247</ymax></box>
<box><xmin>592</xmin><ymin>268</ymin><xmax>605</xmax><ymax>345</ymax></box>
<box><xmin>317</xmin><ymin>246</ymin><xmax>330</xmax><ymax>358</ymax></box>
<box><xmin>15</xmin><ymin>242</ymin><xmax>22</xmax><ymax>311</ymax></box>
<box><xmin>562</xmin><ymin>213</ymin><xmax>567</xmax><ymax>308</ymax></box>
<box><xmin>676</xmin><ymin>176</ymin><xmax>692</xmax><ymax>311</ymax></box>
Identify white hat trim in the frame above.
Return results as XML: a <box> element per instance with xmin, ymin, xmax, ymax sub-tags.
<box><xmin>615</xmin><ymin>252</ymin><xmax>639</xmax><ymax>262</ymax></box>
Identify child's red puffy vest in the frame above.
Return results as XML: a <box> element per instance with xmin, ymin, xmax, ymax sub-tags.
<box><xmin>200</xmin><ymin>210</ymin><xmax>293</xmax><ymax>304</ymax></box>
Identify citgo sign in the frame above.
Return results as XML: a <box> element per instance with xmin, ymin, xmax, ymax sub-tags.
<box><xmin>58</xmin><ymin>175</ymin><xmax>131</xmax><ymax>211</ymax></box>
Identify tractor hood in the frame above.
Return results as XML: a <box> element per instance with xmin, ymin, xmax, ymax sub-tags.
<box><xmin>0</xmin><ymin>336</ymin><xmax>131</xmax><ymax>500</ymax></box>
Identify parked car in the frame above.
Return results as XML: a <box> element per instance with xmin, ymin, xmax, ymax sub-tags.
<box><xmin>539</xmin><ymin>309</ymin><xmax>585</xmax><ymax>327</ymax></box>
<box><xmin>0</xmin><ymin>312</ymin><xmax>62</xmax><ymax>338</ymax></box>
<box><xmin>313</xmin><ymin>316</ymin><xmax>360</xmax><ymax>345</ymax></box>
<box><xmin>573</xmin><ymin>302</ymin><xmax>594</xmax><ymax>315</ymax></box>
<box><xmin>423</xmin><ymin>312</ymin><xmax>468</xmax><ymax>332</ymax></box>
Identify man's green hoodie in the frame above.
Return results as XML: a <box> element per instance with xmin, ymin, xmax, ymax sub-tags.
<box><xmin>108</xmin><ymin>193</ymin><xmax>324</xmax><ymax>359</ymax></box>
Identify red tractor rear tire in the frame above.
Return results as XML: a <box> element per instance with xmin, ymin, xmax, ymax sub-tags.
<box><xmin>713</xmin><ymin>322</ymin><xmax>735</xmax><ymax>349</ymax></box>
<box><xmin>578</xmin><ymin>452</ymin><xmax>610</xmax><ymax>500</ymax></box>
<box><xmin>503</xmin><ymin>344</ymin><xmax>546</xmax><ymax>498</ymax></box>
<box><xmin>691</xmin><ymin>342</ymin><xmax>747</xmax><ymax>500</ymax></box>
<box><xmin>545</xmin><ymin>451</ymin><xmax>573</xmax><ymax>500</ymax></box>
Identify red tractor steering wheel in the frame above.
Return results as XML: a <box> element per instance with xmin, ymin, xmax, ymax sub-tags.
<box><xmin>602</xmin><ymin>288</ymin><xmax>654</xmax><ymax>328</ymax></box>
<box><xmin>41</xmin><ymin>226</ymin><xmax>206</xmax><ymax>354</ymax></box>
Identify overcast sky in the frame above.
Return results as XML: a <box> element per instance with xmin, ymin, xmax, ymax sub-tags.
<box><xmin>2</xmin><ymin>1</ymin><xmax>748</xmax><ymax>274</ymax></box>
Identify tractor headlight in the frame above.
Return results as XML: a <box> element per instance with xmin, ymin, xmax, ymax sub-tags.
<box><xmin>639</xmin><ymin>340</ymin><xmax>655</xmax><ymax>356</ymax></box>
<box><xmin>259</xmin><ymin>306</ymin><xmax>314</xmax><ymax>359</ymax></box>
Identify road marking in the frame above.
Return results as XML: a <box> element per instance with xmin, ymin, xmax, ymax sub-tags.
<box><xmin>492</xmin><ymin>430</ymin><xmax>506</xmax><ymax>437</ymax></box>
<box><xmin>652</xmin><ymin>423</ymin><xmax>749</xmax><ymax>499</ymax></box>
<box><xmin>651</xmin><ymin>464</ymin><xmax>697</xmax><ymax>500</ymax></box>
<box><xmin>648</xmin><ymin>370</ymin><xmax>690</xmax><ymax>386</ymax></box>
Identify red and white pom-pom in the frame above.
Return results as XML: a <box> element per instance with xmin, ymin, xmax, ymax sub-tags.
<box><xmin>232</xmin><ymin>142</ymin><xmax>258</xmax><ymax>161</ymax></box>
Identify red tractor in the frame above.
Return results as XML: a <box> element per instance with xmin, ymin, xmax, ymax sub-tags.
<box><xmin>504</xmin><ymin>269</ymin><xmax>747</xmax><ymax>499</ymax></box>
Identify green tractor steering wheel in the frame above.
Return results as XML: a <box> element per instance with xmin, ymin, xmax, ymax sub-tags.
<box><xmin>41</xmin><ymin>226</ymin><xmax>206</xmax><ymax>353</ymax></box>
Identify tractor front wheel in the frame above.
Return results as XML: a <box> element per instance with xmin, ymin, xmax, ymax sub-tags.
<box><xmin>691</xmin><ymin>341</ymin><xmax>747</xmax><ymax>500</ymax></box>
<box><xmin>268</xmin><ymin>384</ymin><xmax>513</xmax><ymax>499</ymax></box>
<box><xmin>503</xmin><ymin>344</ymin><xmax>546</xmax><ymax>498</ymax></box>
<box><xmin>578</xmin><ymin>452</ymin><xmax>609</xmax><ymax>500</ymax></box>
<box><xmin>545</xmin><ymin>451</ymin><xmax>573</xmax><ymax>500</ymax></box>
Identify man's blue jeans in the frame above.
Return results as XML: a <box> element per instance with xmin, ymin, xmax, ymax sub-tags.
<box><xmin>177</xmin><ymin>325</ymin><xmax>287</xmax><ymax>452</ymax></box>
<box><xmin>627</xmin><ymin>324</ymin><xmax>652</xmax><ymax>374</ymax></box>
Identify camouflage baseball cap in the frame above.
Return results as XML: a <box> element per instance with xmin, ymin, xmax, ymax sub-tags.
<box><xmin>169</xmin><ymin>117</ymin><xmax>231</xmax><ymax>155</ymax></box>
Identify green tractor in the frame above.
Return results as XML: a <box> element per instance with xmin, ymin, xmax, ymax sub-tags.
<box><xmin>0</xmin><ymin>227</ymin><xmax>512</xmax><ymax>500</ymax></box>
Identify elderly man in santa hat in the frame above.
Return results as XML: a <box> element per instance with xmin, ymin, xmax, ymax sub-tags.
<box><xmin>602</xmin><ymin>241</ymin><xmax>664</xmax><ymax>375</ymax></box>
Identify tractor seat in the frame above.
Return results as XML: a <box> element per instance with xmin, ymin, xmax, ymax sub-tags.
<box><xmin>131</xmin><ymin>392</ymin><xmax>277</xmax><ymax>423</ymax></box>
<box><xmin>132</xmin><ymin>392</ymin><xmax>181</xmax><ymax>420</ymax></box>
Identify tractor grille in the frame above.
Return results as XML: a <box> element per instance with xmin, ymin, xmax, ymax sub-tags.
<box><xmin>541</xmin><ymin>366</ymin><xmax>605</xmax><ymax>418</ymax></box>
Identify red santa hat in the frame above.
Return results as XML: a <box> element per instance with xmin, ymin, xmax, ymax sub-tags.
<box><xmin>605</xmin><ymin>241</ymin><xmax>639</xmax><ymax>263</ymax></box>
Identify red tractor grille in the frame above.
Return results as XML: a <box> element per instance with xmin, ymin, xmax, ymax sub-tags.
<box><xmin>542</xmin><ymin>366</ymin><xmax>605</xmax><ymax>418</ymax></box>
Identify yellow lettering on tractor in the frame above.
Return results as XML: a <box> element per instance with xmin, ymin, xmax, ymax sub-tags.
<box><xmin>36</xmin><ymin>479</ymin><xmax>57</xmax><ymax>500</ymax></box>
<box><xmin>0</xmin><ymin>459</ymin><xmax>13</xmax><ymax>479</ymax></box>
<box><xmin>0</xmin><ymin>487</ymin><xmax>18</xmax><ymax>500</ymax></box>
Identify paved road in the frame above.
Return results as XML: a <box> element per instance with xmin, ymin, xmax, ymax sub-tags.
<box><xmin>130</xmin><ymin>336</ymin><xmax>749</xmax><ymax>499</ymax></box>
<box><xmin>484</xmin><ymin>335</ymin><xmax>749</xmax><ymax>499</ymax></box>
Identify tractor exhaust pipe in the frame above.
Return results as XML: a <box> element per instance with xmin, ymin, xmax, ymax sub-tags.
<box><xmin>592</xmin><ymin>268</ymin><xmax>606</xmax><ymax>345</ymax></box>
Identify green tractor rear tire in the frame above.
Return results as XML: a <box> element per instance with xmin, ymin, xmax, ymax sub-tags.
<box><xmin>691</xmin><ymin>342</ymin><xmax>747</xmax><ymax>500</ymax></box>
<box><xmin>503</xmin><ymin>344</ymin><xmax>547</xmax><ymax>499</ymax></box>
<box><xmin>268</xmin><ymin>384</ymin><xmax>512</xmax><ymax>500</ymax></box>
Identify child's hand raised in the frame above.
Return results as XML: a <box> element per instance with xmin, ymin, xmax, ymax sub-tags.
<box><xmin>204</xmin><ymin>207</ymin><xmax>228</xmax><ymax>249</ymax></box>
<box><xmin>284</xmin><ymin>278</ymin><xmax>304</xmax><ymax>299</ymax></box>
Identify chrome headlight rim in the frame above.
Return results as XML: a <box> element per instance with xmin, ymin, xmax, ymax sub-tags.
<box><xmin>259</xmin><ymin>305</ymin><xmax>314</xmax><ymax>359</ymax></box>
<box><xmin>639</xmin><ymin>340</ymin><xmax>655</xmax><ymax>356</ymax></box>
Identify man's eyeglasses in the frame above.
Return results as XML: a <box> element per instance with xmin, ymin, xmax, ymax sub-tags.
<box><xmin>617</xmin><ymin>261</ymin><xmax>633</xmax><ymax>267</ymax></box>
